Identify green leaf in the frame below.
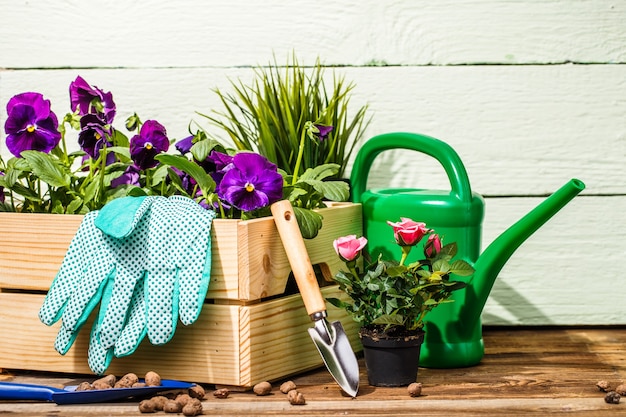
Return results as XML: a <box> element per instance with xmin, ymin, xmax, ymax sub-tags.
<box><xmin>299</xmin><ymin>164</ymin><xmax>340</xmax><ymax>181</ymax></box>
<box><xmin>155</xmin><ymin>154</ymin><xmax>216</xmax><ymax>194</ymax></box>
<box><xmin>372</xmin><ymin>314</ymin><xmax>405</xmax><ymax>326</ymax></box>
<box><xmin>432</xmin><ymin>259</ymin><xmax>450</xmax><ymax>274</ymax></box>
<box><xmin>301</xmin><ymin>178</ymin><xmax>349</xmax><ymax>202</ymax></box>
<box><xmin>111</xmin><ymin>129</ymin><xmax>129</xmax><ymax>148</ymax></box>
<box><xmin>66</xmin><ymin>198</ymin><xmax>84</xmax><ymax>214</ymax></box>
<box><xmin>127</xmin><ymin>186</ymin><xmax>149</xmax><ymax>197</ymax></box>
<box><xmin>449</xmin><ymin>260</ymin><xmax>475</xmax><ymax>276</ymax></box>
<box><xmin>385</xmin><ymin>265</ymin><xmax>407</xmax><ymax>277</ymax></box>
<box><xmin>191</xmin><ymin>138</ymin><xmax>224</xmax><ymax>162</ymax></box>
<box><xmin>20</xmin><ymin>151</ymin><xmax>70</xmax><ymax>187</ymax></box>
<box><xmin>293</xmin><ymin>206</ymin><xmax>323</xmax><ymax>239</ymax></box>
<box><xmin>6</xmin><ymin>182</ymin><xmax>41</xmax><ymax>201</ymax></box>
<box><xmin>326</xmin><ymin>297</ymin><xmax>350</xmax><ymax>310</ymax></box>
<box><xmin>107</xmin><ymin>146</ymin><xmax>131</xmax><ymax>161</ymax></box>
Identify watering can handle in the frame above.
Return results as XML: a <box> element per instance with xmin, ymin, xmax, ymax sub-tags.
<box><xmin>350</xmin><ymin>132</ymin><xmax>473</xmax><ymax>204</ymax></box>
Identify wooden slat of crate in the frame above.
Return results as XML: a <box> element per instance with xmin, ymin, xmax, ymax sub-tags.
<box><xmin>0</xmin><ymin>203</ymin><xmax>362</xmax><ymax>301</ymax></box>
<box><xmin>0</xmin><ymin>286</ymin><xmax>361</xmax><ymax>387</ymax></box>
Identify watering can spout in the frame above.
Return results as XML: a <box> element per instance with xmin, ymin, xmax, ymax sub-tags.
<box><xmin>467</xmin><ymin>178</ymin><xmax>586</xmax><ymax>326</ymax></box>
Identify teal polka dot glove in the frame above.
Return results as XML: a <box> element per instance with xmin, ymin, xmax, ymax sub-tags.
<box><xmin>88</xmin><ymin>195</ymin><xmax>216</xmax><ymax>374</ymax></box>
<box><xmin>38</xmin><ymin>196</ymin><xmax>156</xmax><ymax>356</ymax></box>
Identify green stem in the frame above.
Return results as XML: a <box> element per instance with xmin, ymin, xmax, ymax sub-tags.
<box><xmin>399</xmin><ymin>245</ymin><xmax>413</xmax><ymax>266</ymax></box>
<box><xmin>97</xmin><ymin>148</ymin><xmax>107</xmax><ymax>208</ymax></box>
<box><xmin>291</xmin><ymin>126</ymin><xmax>307</xmax><ymax>185</ymax></box>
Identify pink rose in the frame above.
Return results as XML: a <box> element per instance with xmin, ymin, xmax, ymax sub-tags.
<box><xmin>424</xmin><ymin>233</ymin><xmax>442</xmax><ymax>257</ymax></box>
<box><xmin>387</xmin><ymin>218</ymin><xmax>429</xmax><ymax>246</ymax></box>
<box><xmin>333</xmin><ymin>235</ymin><xmax>368</xmax><ymax>262</ymax></box>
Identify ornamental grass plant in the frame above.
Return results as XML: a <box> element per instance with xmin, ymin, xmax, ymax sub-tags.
<box><xmin>202</xmin><ymin>54</ymin><xmax>371</xmax><ymax>179</ymax></box>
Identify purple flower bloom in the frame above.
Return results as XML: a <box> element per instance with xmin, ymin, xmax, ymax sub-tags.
<box><xmin>4</xmin><ymin>92</ymin><xmax>61</xmax><ymax>157</ymax></box>
<box><xmin>314</xmin><ymin>124</ymin><xmax>333</xmax><ymax>141</ymax></box>
<box><xmin>69</xmin><ymin>76</ymin><xmax>116</xmax><ymax>123</ymax></box>
<box><xmin>218</xmin><ymin>152</ymin><xmax>283</xmax><ymax>212</ymax></box>
<box><xmin>129</xmin><ymin>120</ymin><xmax>169</xmax><ymax>170</ymax></box>
<box><xmin>175</xmin><ymin>135</ymin><xmax>194</xmax><ymax>154</ymax></box>
<box><xmin>208</xmin><ymin>151</ymin><xmax>234</xmax><ymax>186</ymax></box>
<box><xmin>78</xmin><ymin>114</ymin><xmax>113</xmax><ymax>159</ymax></box>
<box><xmin>111</xmin><ymin>165</ymin><xmax>141</xmax><ymax>188</ymax></box>
<box><xmin>168</xmin><ymin>166</ymin><xmax>196</xmax><ymax>194</ymax></box>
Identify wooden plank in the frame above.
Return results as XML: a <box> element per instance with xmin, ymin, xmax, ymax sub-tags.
<box><xmin>0</xmin><ymin>203</ymin><xmax>361</xmax><ymax>301</ymax></box>
<box><xmin>0</xmin><ymin>286</ymin><xmax>360</xmax><ymax>387</ymax></box>
<box><xmin>481</xmin><ymin>195</ymin><xmax>626</xmax><ymax>326</ymax></box>
<box><xmin>1</xmin><ymin>327</ymin><xmax>625</xmax><ymax>416</ymax></box>
<box><xmin>1</xmin><ymin>0</ymin><xmax>625</xmax><ymax>67</ymax></box>
<box><xmin>1</xmin><ymin>64</ymin><xmax>622</xmax><ymax>195</ymax></box>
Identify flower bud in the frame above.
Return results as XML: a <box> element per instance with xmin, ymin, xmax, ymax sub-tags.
<box><xmin>424</xmin><ymin>234</ymin><xmax>442</xmax><ymax>258</ymax></box>
<box><xmin>333</xmin><ymin>235</ymin><xmax>367</xmax><ymax>262</ymax></box>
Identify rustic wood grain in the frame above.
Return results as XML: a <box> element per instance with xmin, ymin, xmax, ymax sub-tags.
<box><xmin>0</xmin><ymin>203</ymin><xmax>361</xmax><ymax>301</ymax></box>
<box><xmin>1</xmin><ymin>65</ymin><xmax>622</xmax><ymax>195</ymax></box>
<box><xmin>1</xmin><ymin>0</ymin><xmax>624</xmax><ymax>67</ymax></box>
<box><xmin>0</xmin><ymin>287</ymin><xmax>360</xmax><ymax>387</ymax></box>
<box><xmin>1</xmin><ymin>327</ymin><xmax>625</xmax><ymax>416</ymax></box>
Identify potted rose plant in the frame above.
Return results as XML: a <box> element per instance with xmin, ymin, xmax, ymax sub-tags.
<box><xmin>328</xmin><ymin>218</ymin><xmax>475</xmax><ymax>386</ymax></box>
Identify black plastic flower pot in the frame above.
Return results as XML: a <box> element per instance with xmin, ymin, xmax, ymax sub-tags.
<box><xmin>359</xmin><ymin>327</ymin><xmax>425</xmax><ymax>387</ymax></box>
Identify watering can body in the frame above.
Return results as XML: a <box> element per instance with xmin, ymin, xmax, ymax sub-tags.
<box><xmin>350</xmin><ymin>132</ymin><xmax>585</xmax><ymax>368</ymax></box>
<box><xmin>350</xmin><ymin>132</ymin><xmax>486</xmax><ymax>368</ymax></box>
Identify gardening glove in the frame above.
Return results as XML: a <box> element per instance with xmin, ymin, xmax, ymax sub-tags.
<box><xmin>38</xmin><ymin>196</ymin><xmax>156</xmax><ymax>356</ymax></box>
<box><xmin>87</xmin><ymin>195</ymin><xmax>216</xmax><ymax>373</ymax></box>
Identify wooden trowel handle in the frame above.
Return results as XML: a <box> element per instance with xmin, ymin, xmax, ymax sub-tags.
<box><xmin>271</xmin><ymin>200</ymin><xmax>327</xmax><ymax>317</ymax></box>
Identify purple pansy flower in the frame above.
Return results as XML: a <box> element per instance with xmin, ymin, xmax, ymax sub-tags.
<box><xmin>111</xmin><ymin>165</ymin><xmax>141</xmax><ymax>188</ymax></box>
<box><xmin>69</xmin><ymin>76</ymin><xmax>116</xmax><ymax>123</ymax></box>
<box><xmin>129</xmin><ymin>120</ymin><xmax>169</xmax><ymax>170</ymax></box>
<box><xmin>218</xmin><ymin>152</ymin><xmax>283</xmax><ymax>212</ymax></box>
<box><xmin>208</xmin><ymin>151</ymin><xmax>234</xmax><ymax>186</ymax></box>
<box><xmin>314</xmin><ymin>124</ymin><xmax>333</xmax><ymax>141</ymax></box>
<box><xmin>4</xmin><ymin>92</ymin><xmax>61</xmax><ymax>157</ymax></box>
<box><xmin>169</xmin><ymin>166</ymin><xmax>196</xmax><ymax>194</ymax></box>
<box><xmin>78</xmin><ymin>114</ymin><xmax>113</xmax><ymax>159</ymax></box>
<box><xmin>175</xmin><ymin>135</ymin><xmax>194</xmax><ymax>154</ymax></box>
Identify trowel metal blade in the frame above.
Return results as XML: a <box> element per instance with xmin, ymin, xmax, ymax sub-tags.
<box><xmin>308</xmin><ymin>319</ymin><xmax>359</xmax><ymax>397</ymax></box>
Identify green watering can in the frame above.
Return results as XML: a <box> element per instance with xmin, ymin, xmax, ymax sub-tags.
<box><xmin>350</xmin><ymin>132</ymin><xmax>585</xmax><ymax>368</ymax></box>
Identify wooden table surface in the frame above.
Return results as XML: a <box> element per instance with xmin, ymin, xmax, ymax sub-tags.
<box><xmin>1</xmin><ymin>326</ymin><xmax>625</xmax><ymax>416</ymax></box>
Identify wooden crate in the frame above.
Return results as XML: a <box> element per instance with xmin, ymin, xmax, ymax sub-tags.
<box><xmin>0</xmin><ymin>287</ymin><xmax>361</xmax><ymax>387</ymax></box>
<box><xmin>0</xmin><ymin>202</ymin><xmax>361</xmax><ymax>301</ymax></box>
<box><xmin>0</xmin><ymin>203</ymin><xmax>363</xmax><ymax>386</ymax></box>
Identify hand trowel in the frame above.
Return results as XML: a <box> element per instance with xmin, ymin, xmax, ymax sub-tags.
<box><xmin>271</xmin><ymin>200</ymin><xmax>359</xmax><ymax>397</ymax></box>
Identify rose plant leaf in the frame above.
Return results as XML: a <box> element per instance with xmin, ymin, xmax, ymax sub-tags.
<box><xmin>21</xmin><ymin>151</ymin><xmax>71</xmax><ymax>188</ymax></box>
<box><xmin>432</xmin><ymin>259</ymin><xmax>450</xmax><ymax>274</ymax></box>
<box><xmin>372</xmin><ymin>314</ymin><xmax>405</xmax><ymax>327</ymax></box>
<box><xmin>449</xmin><ymin>260</ymin><xmax>475</xmax><ymax>276</ymax></box>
